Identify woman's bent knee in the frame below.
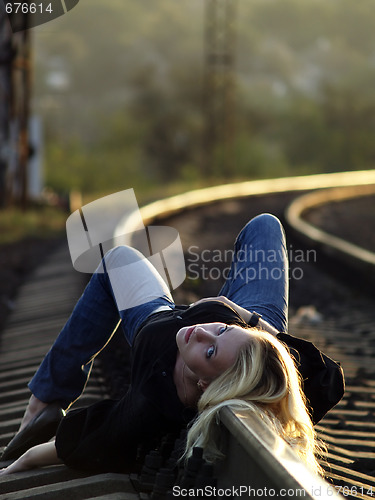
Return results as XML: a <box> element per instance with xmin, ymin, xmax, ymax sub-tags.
<box><xmin>251</xmin><ymin>213</ymin><xmax>283</xmax><ymax>229</ymax></box>
<box><xmin>104</xmin><ymin>246</ymin><xmax>146</xmax><ymax>270</ymax></box>
<box><xmin>239</xmin><ymin>213</ymin><xmax>284</xmax><ymax>241</ymax></box>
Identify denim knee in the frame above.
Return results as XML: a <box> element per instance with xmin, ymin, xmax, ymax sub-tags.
<box><xmin>104</xmin><ymin>245</ymin><xmax>146</xmax><ymax>267</ymax></box>
<box><xmin>237</xmin><ymin>213</ymin><xmax>284</xmax><ymax>245</ymax></box>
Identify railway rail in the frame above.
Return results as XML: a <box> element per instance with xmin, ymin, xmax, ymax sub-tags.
<box><xmin>1</xmin><ymin>172</ymin><xmax>375</xmax><ymax>498</ymax></box>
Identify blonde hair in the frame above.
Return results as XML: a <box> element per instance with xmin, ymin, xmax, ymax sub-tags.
<box><xmin>184</xmin><ymin>328</ymin><xmax>323</xmax><ymax>475</ymax></box>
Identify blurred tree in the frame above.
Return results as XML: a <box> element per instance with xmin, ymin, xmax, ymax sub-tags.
<box><xmin>31</xmin><ymin>0</ymin><xmax>375</xmax><ymax>196</ymax></box>
<box><xmin>320</xmin><ymin>85</ymin><xmax>375</xmax><ymax>171</ymax></box>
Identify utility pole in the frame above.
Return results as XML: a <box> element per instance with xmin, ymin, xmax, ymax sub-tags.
<box><xmin>0</xmin><ymin>8</ymin><xmax>31</xmax><ymax>208</ymax></box>
<box><xmin>203</xmin><ymin>0</ymin><xmax>237</xmax><ymax>179</ymax></box>
<box><xmin>12</xmin><ymin>20</ymin><xmax>32</xmax><ymax>209</ymax></box>
<box><xmin>0</xmin><ymin>10</ymin><xmax>13</xmax><ymax>207</ymax></box>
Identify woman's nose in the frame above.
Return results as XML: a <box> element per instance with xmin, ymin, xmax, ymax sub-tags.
<box><xmin>194</xmin><ymin>326</ymin><xmax>212</xmax><ymax>342</ymax></box>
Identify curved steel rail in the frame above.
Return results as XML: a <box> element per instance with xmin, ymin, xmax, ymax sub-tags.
<box><xmin>1</xmin><ymin>170</ymin><xmax>374</xmax><ymax>499</ymax></box>
<box><xmin>115</xmin><ymin>169</ymin><xmax>375</xmax><ymax>240</ymax></box>
<box><xmin>113</xmin><ymin>170</ymin><xmax>375</xmax><ymax>500</ymax></box>
<box><xmin>285</xmin><ymin>184</ymin><xmax>375</xmax><ymax>267</ymax></box>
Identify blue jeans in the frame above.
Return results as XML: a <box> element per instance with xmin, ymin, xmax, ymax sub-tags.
<box><xmin>29</xmin><ymin>213</ymin><xmax>288</xmax><ymax>408</ymax></box>
<box><xmin>219</xmin><ymin>213</ymin><xmax>288</xmax><ymax>333</ymax></box>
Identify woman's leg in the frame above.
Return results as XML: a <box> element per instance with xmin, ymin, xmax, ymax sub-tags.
<box><xmin>28</xmin><ymin>246</ymin><xmax>174</xmax><ymax>410</ymax></box>
<box><xmin>218</xmin><ymin>213</ymin><xmax>289</xmax><ymax>332</ymax></box>
<box><xmin>103</xmin><ymin>245</ymin><xmax>175</xmax><ymax>340</ymax></box>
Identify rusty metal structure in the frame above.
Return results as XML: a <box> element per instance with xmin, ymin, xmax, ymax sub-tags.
<box><xmin>0</xmin><ymin>8</ymin><xmax>31</xmax><ymax>208</ymax></box>
<box><xmin>203</xmin><ymin>0</ymin><xmax>237</xmax><ymax>178</ymax></box>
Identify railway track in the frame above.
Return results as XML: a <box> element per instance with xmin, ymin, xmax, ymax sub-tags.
<box><xmin>164</xmin><ymin>190</ymin><xmax>375</xmax><ymax>500</ymax></box>
<box><xmin>0</xmin><ymin>176</ymin><xmax>375</xmax><ymax>498</ymax></box>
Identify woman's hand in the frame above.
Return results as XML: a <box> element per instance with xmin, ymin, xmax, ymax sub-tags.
<box><xmin>0</xmin><ymin>452</ymin><xmax>32</xmax><ymax>475</ymax></box>
<box><xmin>0</xmin><ymin>441</ymin><xmax>62</xmax><ymax>475</ymax></box>
<box><xmin>190</xmin><ymin>296</ymin><xmax>279</xmax><ymax>336</ymax></box>
<box><xmin>190</xmin><ymin>296</ymin><xmax>252</xmax><ymax>323</ymax></box>
<box><xmin>190</xmin><ymin>296</ymin><xmax>236</xmax><ymax>308</ymax></box>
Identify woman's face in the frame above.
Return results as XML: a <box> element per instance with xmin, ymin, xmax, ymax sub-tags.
<box><xmin>176</xmin><ymin>322</ymin><xmax>250</xmax><ymax>383</ymax></box>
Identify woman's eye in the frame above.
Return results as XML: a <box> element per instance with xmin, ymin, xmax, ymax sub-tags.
<box><xmin>206</xmin><ymin>346</ymin><xmax>215</xmax><ymax>358</ymax></box>
<box><xmin>219</xmin><ymin>325</ymin><xmax>228</xmax><ymax>335</ymax></box>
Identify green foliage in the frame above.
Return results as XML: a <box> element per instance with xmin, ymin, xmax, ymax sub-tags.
<box><xmin>0</xmin><ymin>206</ymin><xmax>66</xmax><ymax>244</ymax></box>
<box><xmin>34</xmin><ymin>0</ymin><xmax>375</xmax><ymax>198</ymax></box>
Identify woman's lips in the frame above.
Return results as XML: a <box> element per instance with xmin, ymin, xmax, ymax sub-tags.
<box><xmin>185</xmin><ymin>326</ymin><xmax>195</xmax><ymax>343</ymax></box>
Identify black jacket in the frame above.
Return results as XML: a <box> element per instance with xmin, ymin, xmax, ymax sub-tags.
<box><xmin>55</xmin><ymin>302</ymin><xmax>344</xmax><ymax>472</ymax></box>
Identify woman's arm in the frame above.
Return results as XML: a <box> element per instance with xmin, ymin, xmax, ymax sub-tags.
<box><xmin>0</xmin><ymin>441</ymin><xmax>62</xmax><ymax>475</ymax></box>
<box><xmin>191</xmin><ymin>296</ymin><xmax>279</xmax><ymax>336</ymax></box>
